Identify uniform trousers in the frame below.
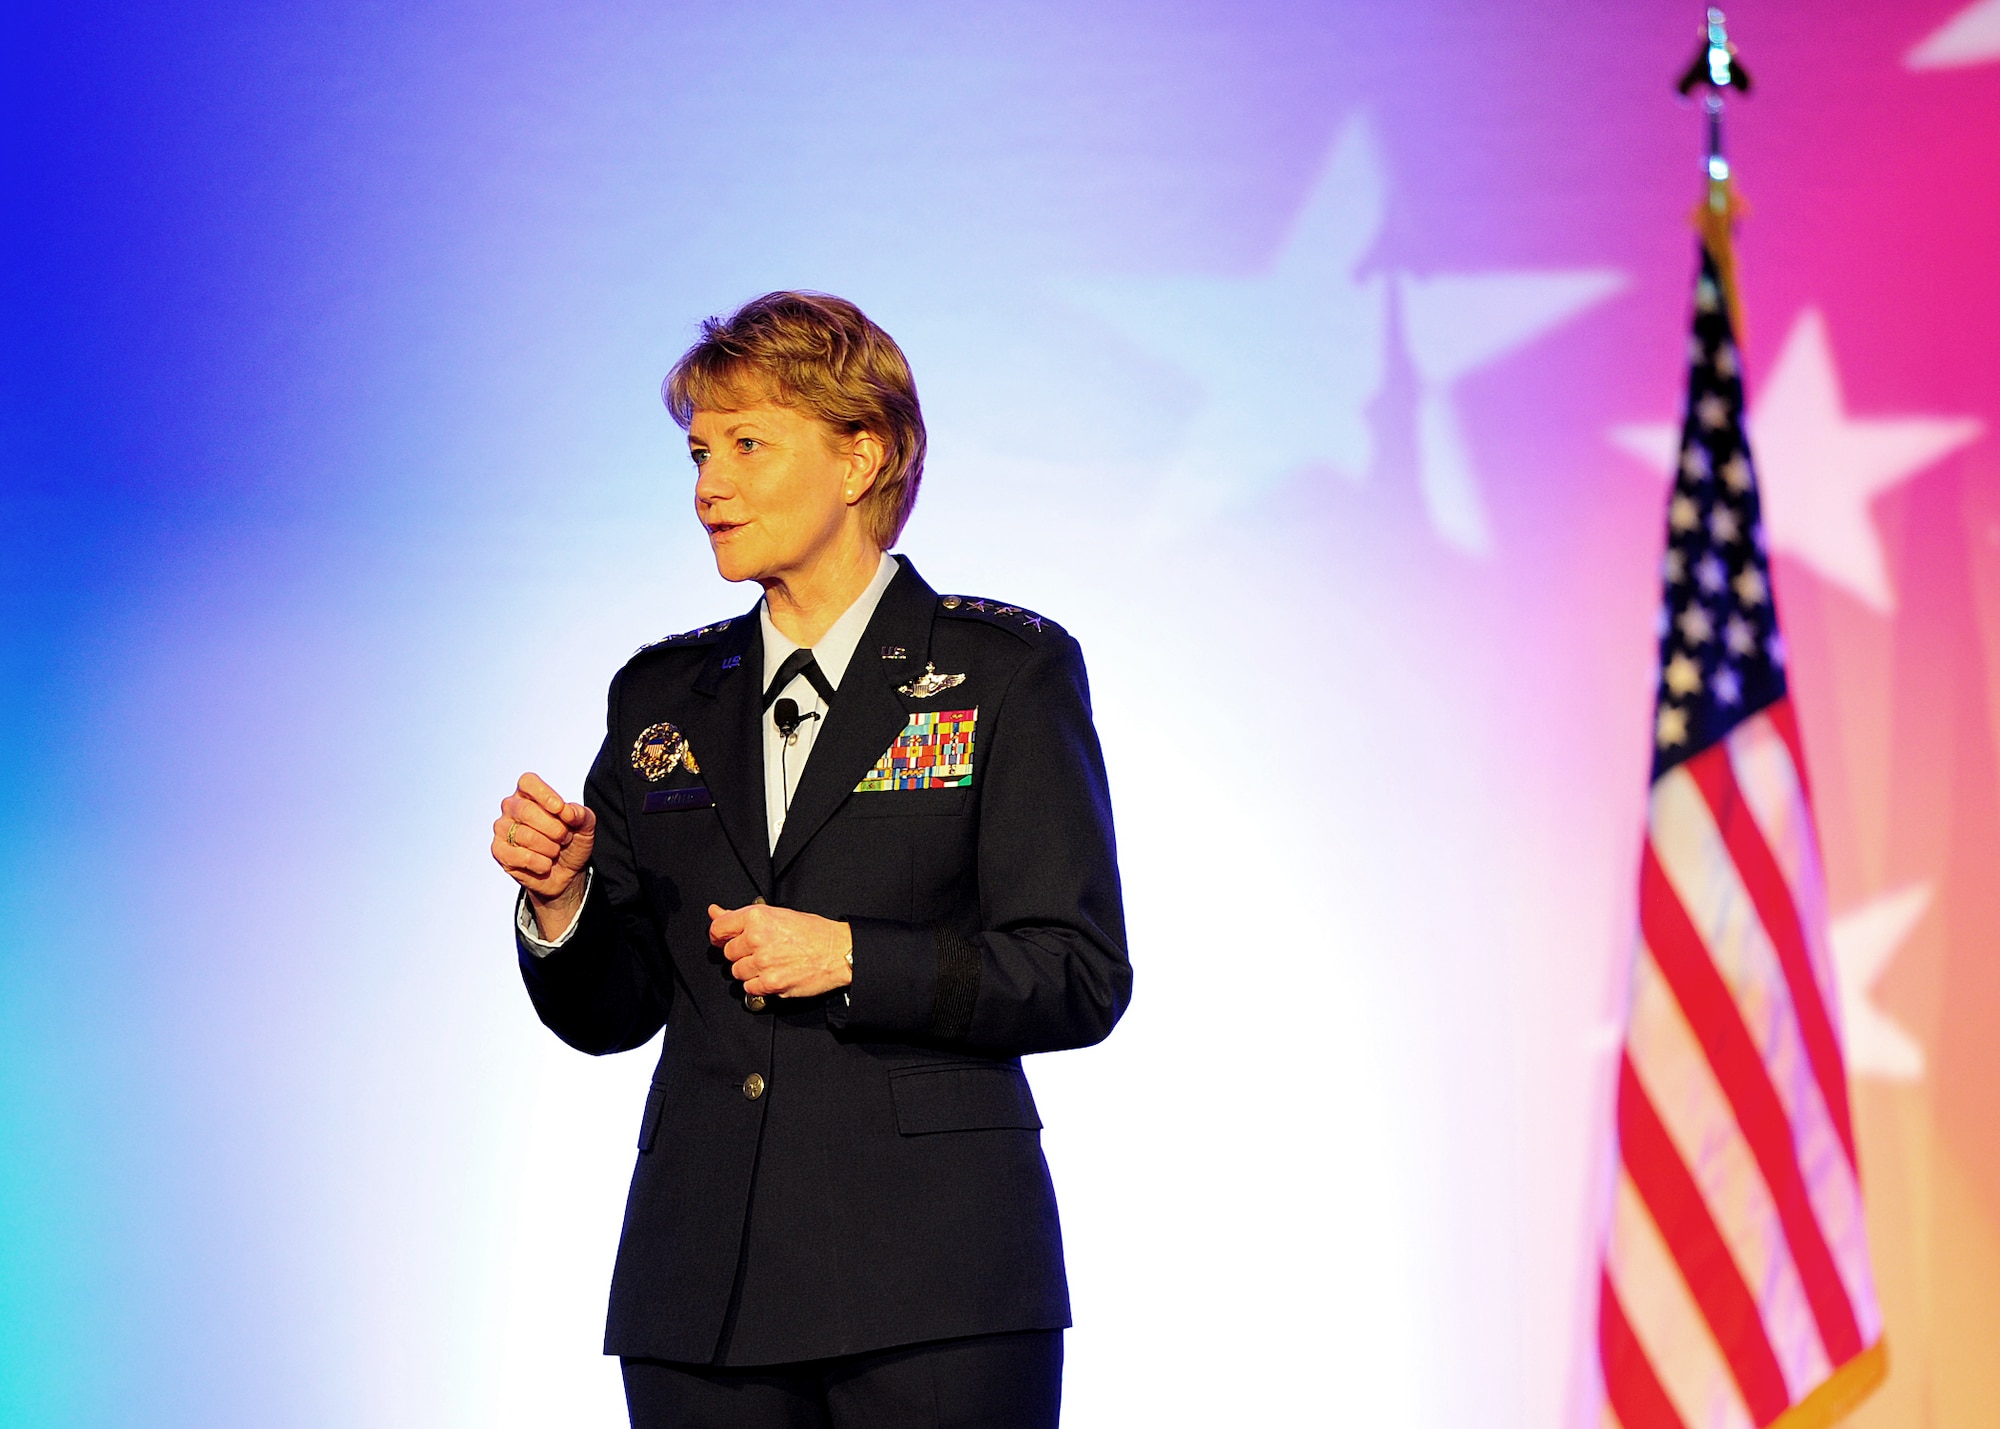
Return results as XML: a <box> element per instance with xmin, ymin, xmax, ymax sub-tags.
<box><xmin>620</xmin><ymin>1329</ymin><xmax>1062</xmax><ymax>1429</ymax></box>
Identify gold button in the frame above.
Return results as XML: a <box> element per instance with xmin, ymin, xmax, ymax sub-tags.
<box><xmin>742</xmin><ymin>1073</ymin><xmax>766</xmax><ymax>1100</ymax></box>
<box><xmin>745</xmin><ymin>994</ymin><xmax>767</xmax><ymax>1012</ymax></box>
<box><xmin>942</xmin><ymin>595</ymin><xmax>961</xmax><ymax>609</ymax></box>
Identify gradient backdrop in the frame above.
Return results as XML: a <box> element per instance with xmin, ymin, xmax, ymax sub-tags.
<box><xmin>5</xmin><ymin>1</ymin><xmax>1998</xmax><ymax>1424</ymax></box>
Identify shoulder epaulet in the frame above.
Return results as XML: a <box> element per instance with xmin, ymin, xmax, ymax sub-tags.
<box><xmin>936</xmin><ymin>595</ymin><xmax>1063</xmax><ymax>640</ymax></box>
<box><xmin>632</xmin><ymin>616</ymin><xmax>738</xmax><ymax>658</ymax></box>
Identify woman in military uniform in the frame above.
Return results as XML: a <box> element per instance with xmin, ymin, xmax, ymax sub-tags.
<box><xmin>489</xmin><ymin>291</ymin><xmax>1131</xmax><ymax>1429</ymax></box>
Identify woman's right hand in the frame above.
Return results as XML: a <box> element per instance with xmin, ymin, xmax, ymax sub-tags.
<box><xmin>493</xmin><ymin>772</ymin><xmax>597</xmax><ymax>938</ymax></box>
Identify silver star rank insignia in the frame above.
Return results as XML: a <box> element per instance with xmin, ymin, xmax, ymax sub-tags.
<box><xmin>897</xmin><ymin>662</ymin><xmax>967</xmax><ymax>699</ymax></box>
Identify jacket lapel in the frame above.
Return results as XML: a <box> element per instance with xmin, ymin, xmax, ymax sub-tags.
<box><xmin>769</xmin><ymin>558</ymin><xmax>939</xmax><ymax>880</ymax></box>
<box><xmin>683</xmin><ymin>607</ymin><xmax>773</xmax><ymax>899</ymax></box>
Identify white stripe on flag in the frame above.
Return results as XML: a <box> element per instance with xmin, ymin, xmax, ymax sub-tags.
<box><xmin>1648</xmin><ymin>769</ymin><xmax>1870</xmax><ymax>1318</ymax></box>
<box><xmin>1726</xmin><ymin>720</ymin><xmax>1884</xmax><ymax>1345</ymax></box>
<box><xmin>1725</xmin><ymin>714</ymin><xmax>1842</xmax><ymax>1036</ymax></box>
<box><xmin>1628</xmin><ymin>944</ymin><xmax>1833</xmax><ymax>1397</ymax></box>
<box><xmin>1608</xmin><ymin>1169</ymin><xmax>1754</xmax><ymax>1429</ymax></box>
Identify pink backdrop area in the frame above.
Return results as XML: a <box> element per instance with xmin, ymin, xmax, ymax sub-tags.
<box><xmin>4</xmin><ymin>1</ymin><xmax>1998</xmax><ymax>1424</ymax></box>
<box><xmin>1629</xmin><ymin>10</ymin><xmax>2000</xmax><ymax>1419</ymax></box>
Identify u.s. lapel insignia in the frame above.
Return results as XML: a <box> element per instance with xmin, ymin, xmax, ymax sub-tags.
<box><xmin>632</xmin><ymin>722</ymin><xmax>700</xmax><ymax>781</ymax></box>
<box><xmin>897</xmin><ymin>662</ymin><xmax>966</xmax><ymax>699</ymax></box>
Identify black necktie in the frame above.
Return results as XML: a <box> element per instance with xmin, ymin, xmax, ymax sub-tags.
<box><xmin>762</xmin><ymin>648</ymin><xmax>838</xmax><ymax>711</ymax></box>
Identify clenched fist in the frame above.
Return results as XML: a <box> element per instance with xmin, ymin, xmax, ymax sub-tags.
<box><xmin>493</xmin><ymin>772</ymin><xmax>596</xmax><ymax>940</ymax></box>
<box><xmin>709</xmin><ymin>902</ymin><xmax>854</xmax><ymax>999</ymax></box>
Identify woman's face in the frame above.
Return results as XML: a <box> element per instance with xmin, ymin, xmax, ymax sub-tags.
<box><xmin>688</xmin><ymin>401</ymin><xmax>878</xmax><ymax>586</ymax></box>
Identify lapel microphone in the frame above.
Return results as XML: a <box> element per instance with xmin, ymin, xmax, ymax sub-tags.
<box><xmin>773</xmin><ymin>698</ymin><xmax>820</xmax><ymax>740</ymax></box>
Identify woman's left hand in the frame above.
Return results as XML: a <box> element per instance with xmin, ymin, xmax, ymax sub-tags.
<box><xmin>709</xmin><ymin>902</ymin><xmax>854</xmax><ymax>998</ymax></box>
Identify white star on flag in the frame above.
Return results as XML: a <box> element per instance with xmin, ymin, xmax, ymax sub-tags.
<box><xmin>1831</xmin><ymin>884</ymin><xmax>1932</xmax><ymax>1081</ymax></box>
<box><xmin>1072</xmin><ymin>114</ymin><xmax>1621</xmax><ymax>554</ymax></box>
<box><xmin>1908</xmin><ymin>0</ymin><xmax>2000</xmax><ymax>68</ymax></box>
<box><xmin>1610</xmin><ymin>309</ymin><xmax>1983</xmax><ymax>611</ymax></box>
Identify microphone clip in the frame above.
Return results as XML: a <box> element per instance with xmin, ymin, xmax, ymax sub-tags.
<box><xmin>773</xmin><ymin>698</ymin><xmax>820</xmax><ymax>741</ymax></box>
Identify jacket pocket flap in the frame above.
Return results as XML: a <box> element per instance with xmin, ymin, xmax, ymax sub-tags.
<box><xmin>845</xmin><ymin>786</ymin><xmax>969</xmax><ymax>818</ymax></box>
<box><xmin>637</xmin><ymin>1085</ymin><xmax>668</xmax><ymax>1152</ymax></box>
<box><xmin>889</xmin><ymin>1065</ymin><xmax>1041</xmax><ymax>1135</ymax></box>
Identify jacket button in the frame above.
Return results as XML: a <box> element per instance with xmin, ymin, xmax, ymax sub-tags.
<box><xmin>742</xmin><ymin>1073</ymin><xmax>766</xmax><ymax>1100</ymax></box>
<box><xmin>745</xmin><ymin>994</ymin><xmax>767</xmax><ymax>1012</ymax></box>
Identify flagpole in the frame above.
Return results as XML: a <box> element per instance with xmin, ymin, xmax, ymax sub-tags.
<box><xmin>1594</xmin><ymin>22</ymin><xmax>1888</xmax><ymax>1429</ymax></box>
<box><xmin>1677</xmin><ymin>8</ymin><xmax>1752</xmax><ymax>337</ymax></box>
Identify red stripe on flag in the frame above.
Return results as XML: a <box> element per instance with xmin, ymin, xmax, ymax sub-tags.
<box><xmin>1617</xmin><ymin>1055</ymin><xmax>1791</xmax><ymax>1423</ymax></box>
<box><xmin>1600</xmin><ymin>1270</ymin><xmax>1688</xmax><ymax>1429</ymax></box>
<box><xmin>1685</xmin><ymin>740</ymin><xmax>1857</xmax><ymax>1168</ymax></box>
<box><xmin>1639</xmin><ymin>842</ymin><xmax>1864</xmax><ymax>1363</ymax></box>
<box><xmin>1764</xmin><ymin>698</ymin><xmax>1815</xmax><ymax>809</ymax></box>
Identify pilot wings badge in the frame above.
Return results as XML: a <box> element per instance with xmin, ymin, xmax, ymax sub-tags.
<box><xmin>897</xmin><ymin>663</ymin><xmax>966</xmax><ymax>700</ymax></box>
<box><xmin>631</xmin><ymin>722</ymin><xmax>700</xmax><ymax>781</ymax></box>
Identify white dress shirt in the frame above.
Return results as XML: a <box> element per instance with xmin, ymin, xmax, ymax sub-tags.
<box><xmin>519</xmin><ymin>551</ymin><xmax>900</xmax><ymax>955</ymax></box>
<box><xmin>758</xmin><ymin>550</ymin><xmax>899</xmax><ymax>853</ymax></box>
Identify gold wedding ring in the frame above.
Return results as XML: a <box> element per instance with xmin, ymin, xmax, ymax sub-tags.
<box><xmin>506</xmin><ymin>822</ymin><xmax>520</xmax><ymax>846</ymax></box>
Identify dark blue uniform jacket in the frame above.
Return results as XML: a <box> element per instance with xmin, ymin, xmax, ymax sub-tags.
<box><xmin>516</xmin><ymin>557</ymin><xmax>1131</xmax><ymax>1367</ymax></box>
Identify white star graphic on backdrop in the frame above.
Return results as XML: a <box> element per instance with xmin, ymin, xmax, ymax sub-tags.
<box><xmin>1831</xmin><ymin>884</ymin><xmax>1931</xmax><ymax>1081</ymax></box>
<box><xmin>1397</xmin><ymin>267</ymin><xmax>1623</xmax><ymax>550</ymax></box>
<box><xmin>1073</xmin><ymin>114</ymin><xmax>1622</xmax><ymax>554</ymax></box>
<box><xmin>1610</xmin><ymin>309</ymin><xmax>1983</xmax><ymax>611</ymax></box>
<box><xmin>1908</xmin><ymin>0</ymin><xmax>2000</xmax><ymax>68</ymax></box>
<box><xmin>1069</xmin><ymin>117</ymin><xmax>1388</xmax><ymax>513</ymax></box>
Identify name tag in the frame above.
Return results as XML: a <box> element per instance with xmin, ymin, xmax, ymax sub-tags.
<box><xmin>643</xmin><ymin>786</ymin><xmax>714</xmax><ymax>813</ymax></box>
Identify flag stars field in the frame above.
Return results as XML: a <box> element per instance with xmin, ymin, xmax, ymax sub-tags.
<box><xmin>1641</xmin><ymin>246</ymin><xmax>1786</xmax><ymax>775</ymax></box>
<box><xmin>1614</xmin><ymin>310</ymin><xmax>1981</xmax><ymax>612</ymax></box>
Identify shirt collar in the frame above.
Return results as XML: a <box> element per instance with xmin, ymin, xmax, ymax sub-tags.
<box><xmin>758</xmin><ymin>550</ymin><xmax>900</xmax><ymax>694</ymax></box>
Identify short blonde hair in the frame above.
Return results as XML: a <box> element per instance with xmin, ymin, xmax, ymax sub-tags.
<box><xmin>663</xmin><ymin>292</ymin><xmax>926</xmax><ymax>547</ymax></box>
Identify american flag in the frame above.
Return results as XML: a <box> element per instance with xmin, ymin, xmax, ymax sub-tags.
<box><xmin>1595</xmin><ymin>234</ymin><xmax>1887</xmax><ymax>1429</ymax></box>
